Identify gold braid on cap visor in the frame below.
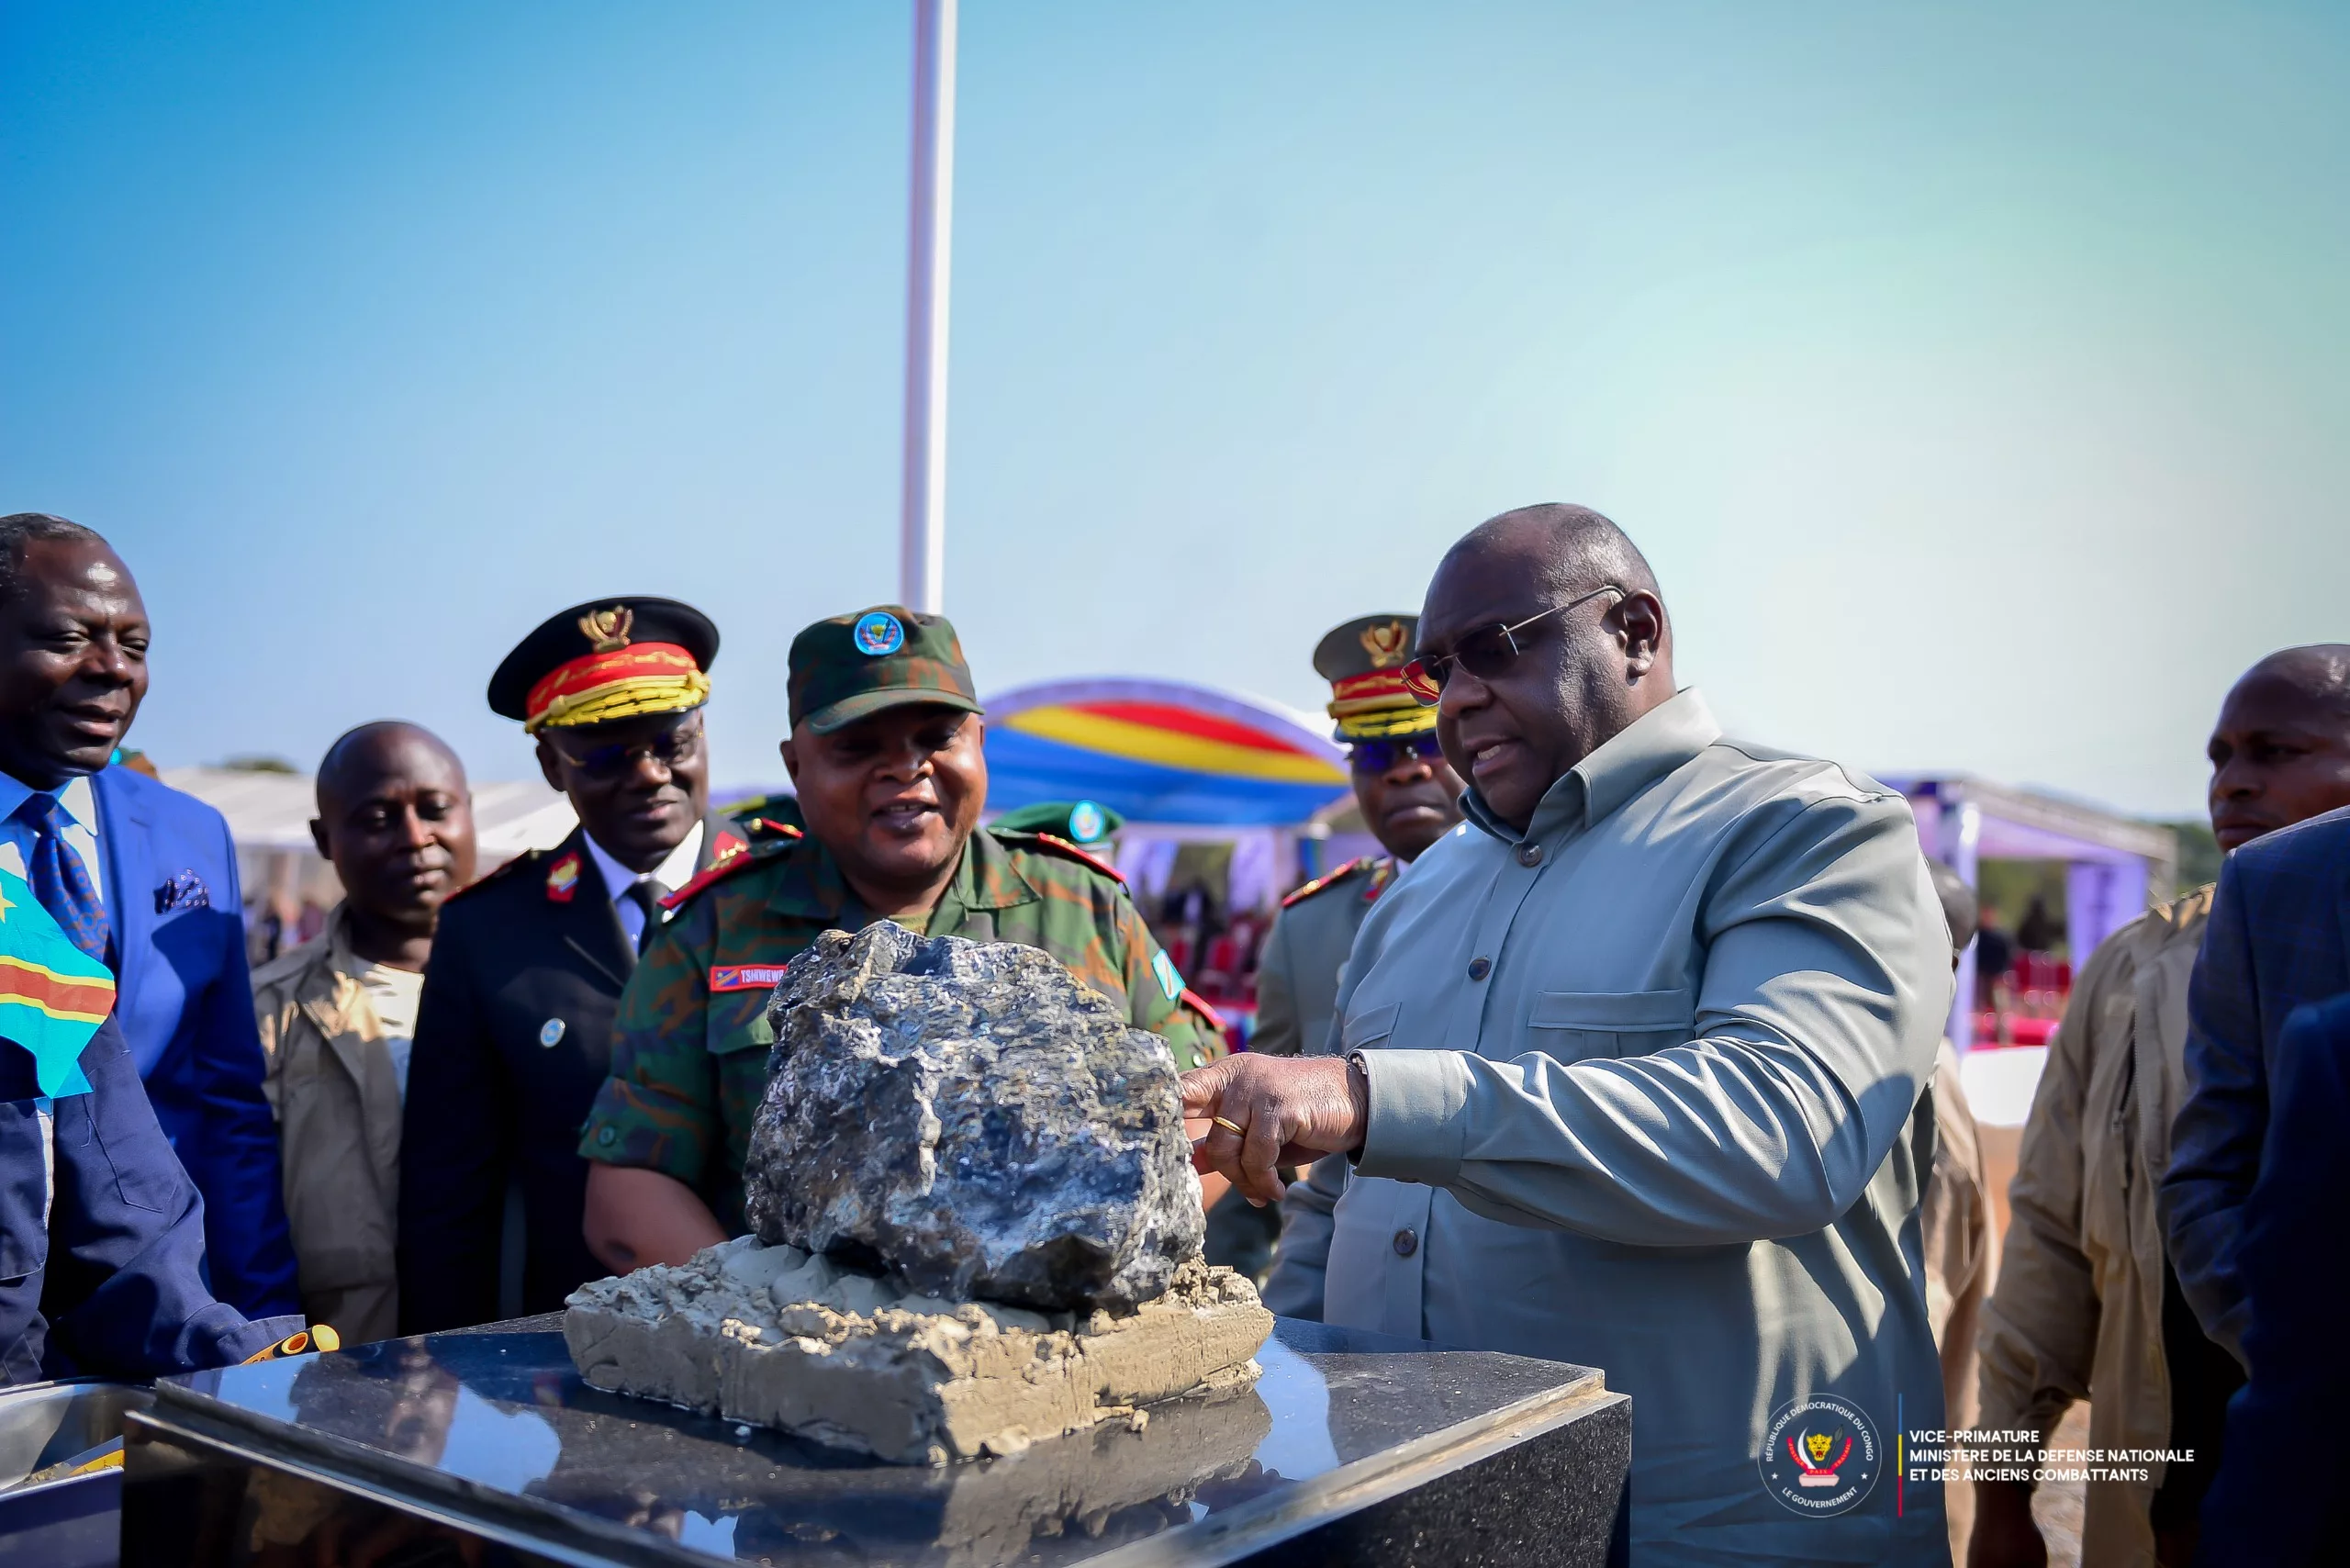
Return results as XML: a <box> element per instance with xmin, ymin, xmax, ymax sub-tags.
<box><xmin>524</xmin><ymin>644</ymin><xmax>713</xmax><ymax>733</ymax></box>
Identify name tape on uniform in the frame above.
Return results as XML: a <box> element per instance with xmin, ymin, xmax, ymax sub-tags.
<box><xmin>710</xmin><ymin>965</ymin><xmax>791</xmax><ymax>993</ymax></box>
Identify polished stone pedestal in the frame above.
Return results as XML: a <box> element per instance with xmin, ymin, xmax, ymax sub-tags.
<box><xmin>119</xmin><ymin>1317</ymin><xmax>1628</xmax><ymax>1568</ymax></box>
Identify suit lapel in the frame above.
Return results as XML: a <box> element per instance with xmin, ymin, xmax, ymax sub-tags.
<box><xmin>548</xmin><ymin>828</ymin><xmax>634</xmax><ymax>989</ymax></box>
<box><xmin>93</xmin><ymin>768</ymin><xmax>156</xmax><ymax>1019</ymax></box>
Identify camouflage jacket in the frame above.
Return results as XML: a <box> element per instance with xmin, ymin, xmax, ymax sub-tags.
<box><xmin>578</xmin><ymin>825</ymin><xmax>1225</xmax><ymax>1228</ymax></box>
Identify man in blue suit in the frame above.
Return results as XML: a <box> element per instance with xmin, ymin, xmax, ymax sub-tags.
<box><xmin>0</xmin><ymin>862</ymin><xmax>306</xmax><ymax>1381</ymax></box>
<box><xmin>0</xmin><ymin>511</ymin><xmax>297</xmax><ymax>1317</ymax></box>
<box><xmin>2162</xmin><ymin>646</ymin><xmax>2350</xmax><ymax>1366</ymax></box>
<box><xmin>2196</xmin><ymin>991</ymin><xmax>2350</xmax><ymax>1566</ymax></box>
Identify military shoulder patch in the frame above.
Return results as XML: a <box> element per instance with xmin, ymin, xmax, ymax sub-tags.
<box><xmin>1151</xmin><ymin>949</ymin><xmax>1183</xmax><ymax>1002</ymax></box>
<box><xmin>1281</xmin><ymin>857</ymin><xmax>1370</xmax><ymax>909</ymax></box>
<box><xmin>660</xmin><ymin>837</ymin><xmax>790</xmax><ymax>912</ymax></box>
<box><xmin>544</xmin><ymin>851</ymin><xmax>582</xmax><ymax>903</ymax></box>
<box><xmin>1026</xmin><ymin>832</ymin><xmax>1127</xmax><ymax>886</ymax></box>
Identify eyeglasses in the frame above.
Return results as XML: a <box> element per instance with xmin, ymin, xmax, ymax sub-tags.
<box><xmin>549</xmin><ymin>715</ymin><xmax>704</xmax><ymax>780</ymax></box>
<box><xmin>1348</xmin><ymin>731</ymin><xmax>1446</xmax><ymax>776</ymax></box>
<box><xmin>1400</xmin><ymin>584</ymin><xmax>1626</xmax><ymax>706</ymax></box>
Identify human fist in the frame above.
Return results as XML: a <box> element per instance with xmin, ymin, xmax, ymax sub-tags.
<box><xmin>1179</xmin><ymin>1053</ymin><xmax>1368</xmax><ymax>1207</ymax></box>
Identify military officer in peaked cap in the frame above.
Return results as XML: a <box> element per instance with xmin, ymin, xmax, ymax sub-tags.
<box><xmin>576</xmin><ymin>605</ymin><xmax>1225</xmax><ymax>1272</ymax></box>
<box><xmin>1248</xmin><ymin>614</ymin><xmax>1465</xmax><ymax>1310</ymax></box>
<box><xmin>397</xmin><ymin>598</ymin><xmax>764</xmax><ymax>1332</ymax></box>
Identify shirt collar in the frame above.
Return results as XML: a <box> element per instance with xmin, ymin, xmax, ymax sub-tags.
<box><xmin>0</xmin><ymin>770</ymin><xmax>100</xmax><ymax>834</ymax></box>
<box><xmin>1461</xmin><ymin>688</ymin><xmax>1722</xmax><ymax>843</ymax></box>
<box><xmin>762</xmin><ymin>829</ymin><xmax>1036</xmax><ymax>925</ymax></box>
<box><xmin>581</xmin><ymin>820</ymin><xmax>703</xmax><ymax>900</ymax></box>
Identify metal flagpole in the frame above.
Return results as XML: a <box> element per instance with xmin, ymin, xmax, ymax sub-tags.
<box><xmin>899</xmin><ymin>0</ymin><xmax>957</xmax><ymax>614</ymax></box>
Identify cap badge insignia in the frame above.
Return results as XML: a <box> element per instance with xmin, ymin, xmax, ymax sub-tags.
<box><xmin>546</xmin><ymin>852</ymin><xmax>581</xmax><ymax>902</ymax></box>
<box><xmin>577</xmin><ymin>605</ymin><xmax>635</xmax><ymax>653</ymax></box>
<box><xmin>539</xmin><ymin>1017</ymin><xmax>566</xmax><ymax>1048</ymax></box>
<box><xmin>1069</xmin><ymin>800</ymin><xmax>1108</xmax><ymax>844</ymax></box>
<box><xmin>1360</xmin><ymin>620</ymin><xmax>1409</xmax><ymax>668</ymax></box>
<box><xmin>853</xmin><ymin>610</ymin><xmax>906</xmax><ymax>657</ymax></box>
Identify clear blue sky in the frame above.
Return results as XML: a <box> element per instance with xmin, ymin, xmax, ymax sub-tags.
<box><xmin>6</xmin><ymin>2</ymin><xmax>2344</xmax><ymax>815</ymax></box>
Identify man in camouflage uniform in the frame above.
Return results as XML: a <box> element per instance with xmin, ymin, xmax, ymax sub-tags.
<box><xmin>578</xmin><ymin>606</ymin><xmax>1223</xmax><ymax>1269</ymax></box>
<box><xmin>1241</xmin><ymin>613</ymin><xmax>1464</xmax><ymax>1300</ymax></box>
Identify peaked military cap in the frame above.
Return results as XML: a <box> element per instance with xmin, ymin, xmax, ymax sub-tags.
<box><xmin>789</xmin><ymin>606</ymin><xmax>982</xmax><ymax>734</ymax></box>
<box><xmin>489</xmin><ymin>597</ymin><xmax>719</xmax><ymax>733</ymax></box>
<box><xmin>1313</xmin><ymin>613</ymin><xmax>1437</xmax><ymax>741</ymax></box>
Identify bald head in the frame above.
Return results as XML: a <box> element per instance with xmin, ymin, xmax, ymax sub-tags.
<box><xmin>2207</xmin><ymin>644</ymin><xmax>2350</xmax><ymax>852</ymax></box>
<box><xmin>1449</xmin><ymin>503</ymin><xmax>1664</xmax><ymax>607</ymax></box>
<box><xmin>310</xmin><ymin>722</ymin><xmax>477</xmax><ymax>958</ymax></box>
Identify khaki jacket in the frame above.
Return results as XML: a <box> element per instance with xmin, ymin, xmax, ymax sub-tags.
<box><xmin>1976</xmin><ymin>888</ymin><xmax>2212</xmax><ymax>1568</ymax></box>
<box><xmin>1923</xmin><ymin>1038</ymin><xmax>1990</xmax><ymax>1562</ymax></box>
<box><xmin>253</xmin><ymin>905</ymin><xmax>406</xmax><ymax>1344</ymax></box>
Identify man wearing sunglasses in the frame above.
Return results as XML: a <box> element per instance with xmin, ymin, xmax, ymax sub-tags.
<box><xmin>397</xmin><ymin>597</ymin><xmax>753</xmax><ymax>1332</ymax></box>
<box><xmin>1197</xmin><ymin>505</ymin><xmax>1953</xmax><ymax>1564</ymax></box>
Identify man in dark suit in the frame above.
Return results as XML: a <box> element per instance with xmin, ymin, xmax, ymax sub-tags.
<box><xmin>2195</xmin><ymin>991</ymin><xmax>2350</xmax><ymax>1566</ymax></box>
<box><xmin>0</xmin><ymin>511</ymin><xmax>298</xmax><ymax>1318</ymax></box>
<box><xmin>2162</xmin><ymin>644</ymin><xmax>2350</xmax><ymax>1366</ymax></box>
<box><xmin>397</xmin><ymin>598</ymin><xmax>749</xmax><ymax>1330</ymax></box>
<box><xmin>0</xmin><ymin>862</ymin><xmax>306</xmax><ymax>1383</ymax></box>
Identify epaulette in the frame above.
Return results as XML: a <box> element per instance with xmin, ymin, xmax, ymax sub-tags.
<box><xmin>1281</xmin><ymin>857</ymin><xmax>1371</xmax><ymax>909</ymax></box>
<box><xmin>1010</xmin><ymin>830</ymin><xmax>1127</xmax><ymax>887</ymax></box>
<box><xmin>660</xmin><ymin>834</ymin><xmax>794</xmax><ymax>912</ymax></box>
<box><xmin>443</xmin><ymin>847</ymin><xmax>545</xmax><ymax>904</ymax></box>
<box><xmin>1179</xmin><ymin>987</ymin><xmax>1230</xmax><ymax>1052</ymax></box>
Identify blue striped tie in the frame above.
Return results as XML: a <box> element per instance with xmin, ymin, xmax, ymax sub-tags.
<box><xmin>14</xmin><ymin>791</ymin><xmax>110</xmax><ymax>964</ymax></box>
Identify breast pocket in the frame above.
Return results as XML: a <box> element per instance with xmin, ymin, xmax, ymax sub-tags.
<box><xmin>1527</xmin><ymin>988</ymin><xmax>1695</xmax><ymax>1064</ymax></box>
<box><xmin>1339</xmin><ymin>1002</ymin><xmax>1401</xmax><ymax>1053</ymax></box>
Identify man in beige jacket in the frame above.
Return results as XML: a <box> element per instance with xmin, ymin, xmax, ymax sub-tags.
<box><xmin>255</xmin><ymin>723</ymin><xmax>476</xmax><ymax>1344</ymax></box>
<box><xmin>1972</xmin><ymin>647</ymin><xmax>2350</xmax><ymax>1568</ymax></box>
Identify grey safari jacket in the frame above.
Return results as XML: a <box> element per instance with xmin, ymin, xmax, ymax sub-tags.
<box><xmin>1263</xmin><ymin>690</ymin><xmax>1953</xmax><ymax>1566</ymax></box>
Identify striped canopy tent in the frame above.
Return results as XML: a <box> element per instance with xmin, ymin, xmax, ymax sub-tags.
<box><xmin>981</xmin><ymin>678</ymin><xmax>1349</xmax><ymax>826</ymax></box>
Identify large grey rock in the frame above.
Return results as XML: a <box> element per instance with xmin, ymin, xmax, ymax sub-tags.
<box><xmin>744</xmin><ymin>924</ymin><xmax>1206</xmax><ymax>1312</ymax></box>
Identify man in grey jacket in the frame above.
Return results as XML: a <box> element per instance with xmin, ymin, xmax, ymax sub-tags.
<box><xmin>1185</xmin><ymin>504</ymin><xmax>1953</xmax><ymax>1565</ymax></box>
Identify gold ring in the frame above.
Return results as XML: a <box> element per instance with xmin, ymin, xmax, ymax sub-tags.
<box><xmin>1211</xmin><ymin>1115</ymin><xmax>1246</xmax><ymax>1136</ymax></box>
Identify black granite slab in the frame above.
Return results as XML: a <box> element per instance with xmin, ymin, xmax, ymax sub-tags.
<box><xmin>121</xmin><ymin>1318</ymin><xmax>1628</xmax><ymax>1568</ymax></box>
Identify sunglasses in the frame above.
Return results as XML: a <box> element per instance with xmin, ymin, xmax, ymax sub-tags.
<box><xmin>550</xmin><ymin>715</ymin><xmax>704</xmax><ymax>780</ymax></box>
<box><xmin>1400</xmin><ymin>584</ymin><xmax>1626</xmax><ymax>706</ymax></box>
<box><xmin>1348</xmin><ymin>731</ymin><xmax>1447</xmax><ymax>775</ymax></box>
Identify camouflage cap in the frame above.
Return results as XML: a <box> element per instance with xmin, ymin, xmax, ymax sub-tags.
<box><xmin>789</xmin><ymin>606</ymin><xmax>984</xmax><ymax>734</ymax></box>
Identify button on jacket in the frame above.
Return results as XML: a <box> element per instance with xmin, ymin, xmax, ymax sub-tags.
<box><xmin>1263</xmin><ymin>689</ymin><xmax>1953</xmax><ymax>1565</ymax></box>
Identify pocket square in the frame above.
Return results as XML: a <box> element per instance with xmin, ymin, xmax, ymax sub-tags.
<box><xmin>154</xmin><ymin>871</ymin><xmax>211</xmax><ymax>914</ymax></box>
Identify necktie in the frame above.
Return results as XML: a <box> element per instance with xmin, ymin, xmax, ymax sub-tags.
<box><xmin>15</xmin><ymin>791</ymin><xmax>109</xmax><ymax>963</ymax></box>
<box><xmin>623</xmin><ymin>879</ymin><xmax>671</xmax><ymax>956</ymax></box>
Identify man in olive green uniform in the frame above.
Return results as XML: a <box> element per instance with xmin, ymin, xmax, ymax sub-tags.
<box><xmin>1219</xmin><ymin>615</ymin><xmax>1465</xmax><ymax>1290</ymax></box>
<box><xmin>578</xmin><ymin>607</ymin><xmax>1223</xmax><ymax>1270</ymax></box>
<box><xmin>1251</xmin><ymin>614</ymin><xmax>1467</xmax><ymax>1061</ymax></box>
